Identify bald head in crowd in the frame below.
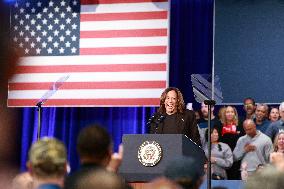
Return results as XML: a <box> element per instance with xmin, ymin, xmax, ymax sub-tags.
<box><xmin>243</xmin><ymin>119</ymin><xmax>257</xmax><ymax>138</ymax></box>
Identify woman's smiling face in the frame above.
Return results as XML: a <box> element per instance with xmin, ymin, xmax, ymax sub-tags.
<box><xmin>164</xmin><ymin>90</ymin><xmax>177</xmax><ymax>115</ymax></box>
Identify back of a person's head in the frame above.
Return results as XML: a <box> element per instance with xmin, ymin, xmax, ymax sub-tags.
<box><xmin>164</xmin><ymin>156</ymin><xmax>204</xmax><ymax>189</ymax></box>
<box><xmin>245</xmin><ymin>166</ymin><xmax>284</xmax><ymax>189</ymax></box>
<box><xmin>77</xmin><ymin>125</ymin><xmax>111</xmax><ymax>160</ymax></box>
<box><xmin>74</xmin><ymin>169</ymin><xmax>129</xmax><ymax>189</ymax></box>
<box><xmin>28</xmin><ymin>137</ymin><xmax>67</xmax><ymax>179</ymax></box>
<box><xmin>146</xmin><ymin>177</ymin><xmax>183</xmax><ymax>189</ymax></box>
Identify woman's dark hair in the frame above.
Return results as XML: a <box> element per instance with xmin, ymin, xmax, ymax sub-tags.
<box><xmin>77</xmin><ymin>124</ymin><xmax>112</xmax><ymax>159</ymax></box>
<box><xmin>158</xmin><ymin>87</ymin><xmax>185</xmax><ymax>114</ymax></box>
<box><xmin>204</xmin><ymin>126</ymin><xmax>222</xmax><ymax>151</ymax></box>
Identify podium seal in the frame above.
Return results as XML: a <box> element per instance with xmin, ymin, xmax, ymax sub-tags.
<box><xmin>138</xmin><ymin>141</ymin><xmax>162</xmax><ymax>167</ymax></box>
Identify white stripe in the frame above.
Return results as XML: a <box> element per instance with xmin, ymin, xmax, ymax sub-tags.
<box><xmin>9</xmin><ymin>72</ymin><xmax>167</xmax><ymax>83</ymax></box>
<box><xmin>81</xmin><ymin>2</ymin><xmax>168</xmax><ymax>14</ymax></box>
<box><xmin>8</xmin><ymin>89</ymin><xmax>164</xmax><ymax>99</ymax></box>
<box><xmin>18</xmin><ymin>54</ymin><xmax>168</xmax><ymax>66</ymax></box>
<box><xmin>80</xmin><ymin>36</ymin><xmax>168</xmax><ymax>48</ymax></box>
<box><xmin>80</xmin><ymin>19</ymin><xmax>168</xmax><ymax>31</ymax></box>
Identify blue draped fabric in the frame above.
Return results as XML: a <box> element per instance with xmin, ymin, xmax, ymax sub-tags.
<box><xmin>20</xmin><ymin>0</ymin><xmax>213</xmax><ymax>171</ymax></box>
<box><xmin>20</xmin><ymin>107</ymin><xmax>156</xmax><ymax>171</ymax></box>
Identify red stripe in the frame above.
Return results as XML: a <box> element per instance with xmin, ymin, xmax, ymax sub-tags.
<box><xmin>9</xmin><ymin>81</ymin><xmax>166</xmax><ymax>90</ymax></box>
<box><xmin>81</xmin><ymin>0</ymin><xmax>167</xmax><ymax>5</ymax></box>
<box><xmin>8</xmin><ymin>98</ymin><xmax>160</xmax><ymax>106</ymax></box>
<box><xmin>80</xmin><ymin>29</ymin><xmax>167</xmax><ymax>38</ymax></box>
<box><xmin>81</xmin><ymin>11</ymin><xmax>167</xmax><ymax>22</ymax></box>
<box><xmin>80</xmin><ymin>46</ymin><xmax>167</xmax><ymax>55</ymax></box>
<box><xmin>15</xmin><ymin>64</ymin><xmax>166</xmax><ymax>74</ymax></box>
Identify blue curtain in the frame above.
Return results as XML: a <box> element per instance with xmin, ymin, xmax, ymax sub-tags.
<box><xmin>170</xmin><ymin>0</ymin><xmax>213</xmax><ymax>108</ymax></box>
<box><xmin>20</xmin><ymin>0</ymin><xmax>213</xmax><ymax>171</ymax></box>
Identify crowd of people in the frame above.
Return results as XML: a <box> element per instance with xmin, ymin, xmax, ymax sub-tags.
<box><xmin>196</xmin><ymin>97</ymin><xmax>284</xmax><ymax>181</ymax></box>
<box><xmin>2</xmin><ymin>85</ymin><xmax>284</xmax><ymax>189</ymax></box>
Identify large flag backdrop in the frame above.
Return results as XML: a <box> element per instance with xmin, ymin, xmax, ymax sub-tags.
<box><xmin>8</xmin><ymin>0</ymin><xmax>169</xmax><ymax>107</ymax></box>
<box><xmin>5</xmin><ymin>0</ymin><xmax>214</xmax><ymax>171</ymax></box>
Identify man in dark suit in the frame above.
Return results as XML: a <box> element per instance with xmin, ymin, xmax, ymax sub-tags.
<box><xmin>149</xmin><ymin>87</ymin><xmax>201</xmax><ymax>146</ymax></box>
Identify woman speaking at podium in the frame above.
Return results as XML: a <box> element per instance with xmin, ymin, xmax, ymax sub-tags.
<box><xmin>149</xmin><ymin>87</ymin><xmax>201</xmax><ymax>146</ymax></box>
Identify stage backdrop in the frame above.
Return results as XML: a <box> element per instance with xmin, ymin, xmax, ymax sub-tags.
<box><xmin>215</xmin><ymin>0</ymin><xmax>284</xmax><ymax>104</ymax></box>
<box><xmin>17</xmin><ymin>0</ymin><xmax>213</xmax><ymax>171</ymax></box>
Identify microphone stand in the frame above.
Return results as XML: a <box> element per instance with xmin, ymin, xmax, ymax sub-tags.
<box><xmin>204</xmin><ymin>99</ymin><xmax>216</xmax><ymax>189</ymax></box>
<box><xmin>36</xmin><ymin>101</ymin><xmax>43</xmax><ymax>141</ymax></box>
<box><xmin>155</xmin><ymin>114</ymin><xmax>165</xmax><ymax>134</ymax></box>
<box><xmin>33</xmin><ymin>75</ymin><xmax>70</xmax><ymax>141</ymax></box>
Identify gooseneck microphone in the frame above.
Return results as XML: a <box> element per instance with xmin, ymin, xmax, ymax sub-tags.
<box><xmin>146</xmin><ymin>115</ymin><xmax>156</xmax><ymax>126</ymax></box>
<box><xmin>156</xmin><ymin>114</ymin><xmax>166</xmax><ymax>124</ymax></box>
<box><xmin>154</xmin><ymin>114</ymin><xmax>166</xmax><ymax>133</ymax></box>
<box><xmin>147</xmin><ymin>113</ymin><xmax>166</xmax><ymax>133</ymax></box>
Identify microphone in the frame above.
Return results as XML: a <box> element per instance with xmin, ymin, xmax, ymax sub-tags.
<box><xmin>156</xmin><ymin>114</ymin><xmax>166</xmax><ymax>124</ymax></box>
<box><xmin>146</xmin><ymin>115</ymin><xmax>156</xmax><ymax>125</ymax></box>
<box><xmin>36</xmin><ymin>101</ymin><xmax>44</xmax><ymax>107</ymax></box>
<box><xmin>154</xmin><ymin>114</ymin><xmax>166</xmax><ymax>132</ymax></box>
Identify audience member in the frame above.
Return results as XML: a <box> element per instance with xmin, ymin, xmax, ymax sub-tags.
<box><xmin>240</xmin><ymin>162</ymin><xmax>248</xmax><ymax>181</ymax></box>
<box><xmin>12</xmin><ymin>172</ymin><xmax>33</xmax><ymax>189</ymax></box>
<box><xmin>269</xmin><ymin>152</ymin><xmax>284</xmax><ymax>171</ymax></box>
<box><xmin>265</xmin><ymin>102</ymin><xmax>284</xmax><ymax>141</ymax></box>
<box><xmin>164</xmin><ymin>156</ymin><xmax>204</xmax><ymax>189</ymax></box>
<box><xmin>243</xmin><ymin>97</ymin><xmax>256</xmax><ymax>120</ymax></box>
<box><xmin>245</xmin><ymin>166</ymin><xmax>284</xmax><ymax>189</ymax></box>
<box><xmin>64</xmin><ymin>125</ymin><xmax>123</xmax><ymax>189</ymax></box>
<box><xmin>198</xmin><ymin>102</ymin><xmax>221</xmax><ymax>129</ymax></box>
<box><xmin>272</xmin><ymin>131</ymin><xmax>284</xmax><ymax>153</ymax></box>
<box><xmin>217</xmin><ymin>106</ymin><xmax>226</xmax><ymax>123</ymax></box>
<box><xmin>268</xmin><ymin>132</ymin><xmax>284</xmax><ymax>171</ymax></box>
<box><xmin>27</xmin><ymin>137</ymin><xmax>68</xmax><ymax>189</ymax></box>
<box><xmin>233</xmin><ymin>119</ymin><xmax>273</xmax><ymax>176</ymax></box>
<box><xmin>72</xmin><ymin>169</ymin><xmax>129</xmax><ymax>189</ymax></box>
<box><xmin>253</xmin><ymin>104</ymin><xmax>270</xmax><ymax>133</ymax></box>
<box><xmin>194</xmin><ymin>109</ymin><xmax>202</xmax><ymax>123</ymax></box>
<box><xmin>198</xmin><ymin>102</ymin><xmax>221</xmax><ymax>147</ymax></box>
<box><xmin>145</xmin><ymin>177</ymin><xmax>182</xmax><ymax>189</ymax></box>
<box><xmin>218</xmin><ymin>106</ymin><xmax>245</xmax><ymax>179</ymax></box>
<box><xmin>203</xmin><ymin>127</ymin><xmax>233</xmax><ymax>179</ymax></box>
<box><xmin>269</xmin><ymin>107</ymin><xmax>280</xmax><ymax>122</ymax></box>
<box><xmin>219</xmin><ymin>106</ymin><xmax>245</xmax><ymax>150</ymax></box>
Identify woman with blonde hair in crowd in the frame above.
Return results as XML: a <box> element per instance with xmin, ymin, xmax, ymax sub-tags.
<box><xmin>218</xmin><ymin>106</ymin><xmax>245</xmax><ymax>180</ymax></box>
<box><xmin>272</xmin><ymin>131</ymin><xmax>284</xmax><ymax>153</ymax></box>
<box><xmin>269</xmin><ymin>132</ymin><xmax>284</xmax><ymax>172</ymax></box>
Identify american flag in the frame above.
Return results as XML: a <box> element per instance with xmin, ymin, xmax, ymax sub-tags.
<box><xmin>8</xmin><ymin>0</ymin><xmax>169</xmax><ymax>107</ymax></box>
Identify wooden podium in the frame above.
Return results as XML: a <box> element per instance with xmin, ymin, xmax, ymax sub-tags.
<box><xmin>119</xmin><ymin>134</ymin><xmax>206</xmax><ymax>185</ymax></box>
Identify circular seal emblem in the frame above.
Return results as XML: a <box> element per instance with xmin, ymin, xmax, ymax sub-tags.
<box><xmin>138</xmin><ymin>141</ymin><xmax>162</xmax><ymax>167</ymax></box>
